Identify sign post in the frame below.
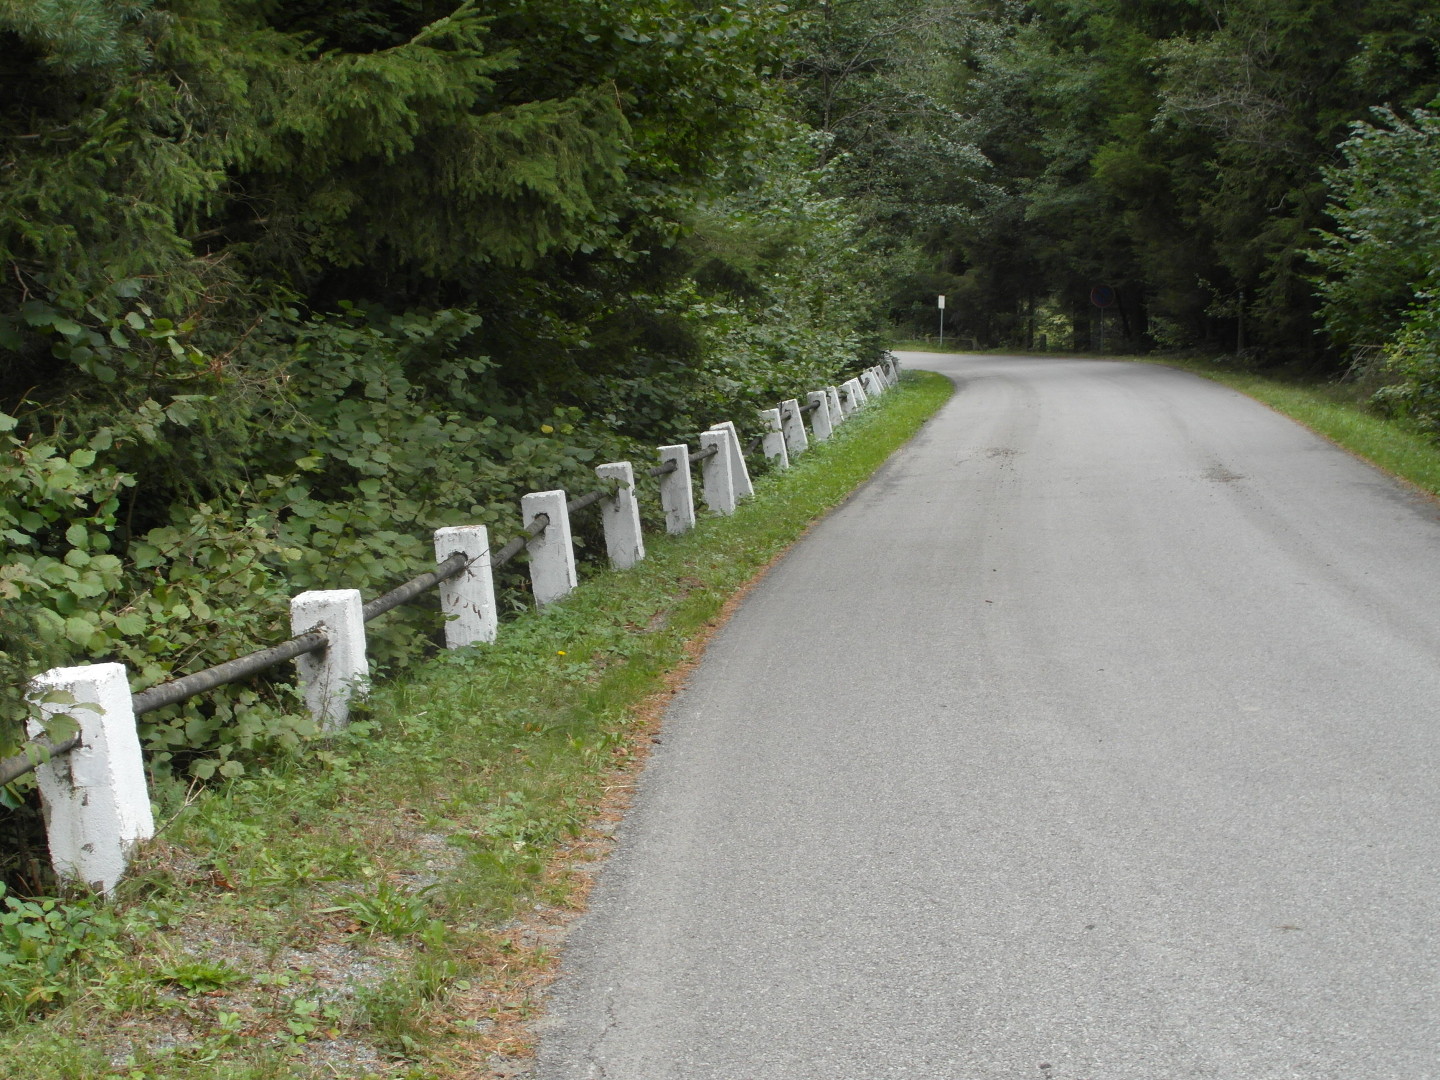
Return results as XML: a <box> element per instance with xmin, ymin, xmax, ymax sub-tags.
<box><xmin>938</xmin><ymin>294</ymin><xmax>946</xmax><ymax>351</ymax></box>
<box><xmin>1089</xmin><ymin>285</ymin><xmax>1116</xmax><ymax>353</ymax></box>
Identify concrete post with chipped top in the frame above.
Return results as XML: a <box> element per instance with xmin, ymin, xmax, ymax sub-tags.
<box><xmin>780</xmin><ymin>398</ymin><xmax>809</xmax><ymax>457</ymax></box>
<box><xmin>657</xmin><ymin>444</ymin><xmax>695</xmax><ymax>535</ymax></box>
<box><xmin>597</xmin><ymin>462</ymin><xmax>645</xmax><ymax>570</ymax></box>
<box><xmin>291</xmin><ymin>589</ymin><xmax>369</xmax><ymax>733</ymax></box>
<box><xmin>709</xmin><ymin>420</ymin><xmax>753</xmax><ymax>499</ymax></box>
<box><xmin>759</xmin><ymin>407</ymin><xmax>789</xmax><ymax>470</ymax></box>
<box><xmin>807</xmin><ymin>390</ymin><xmax>833</xmax><ymax>442</ymax></box>
<box><xmin>434</xmin><ymin>525</ymin><xmax>497</xmax><ymax>648</ymax></box>
<box><xmin>27</xmin><ymin>662</ymin><xmax>154</xmax><ymax>895</ymax></box>
<box><xmin>522</xmin><ymin>490</ymin><xmax>577</xmax><ymax>607</ymax></box>
<box><xmin>700</xmin><ymin>429</ymin><xmax>737</xmax><ymax>515</ymax></box>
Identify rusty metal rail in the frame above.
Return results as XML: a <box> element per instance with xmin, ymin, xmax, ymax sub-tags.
<box><xmin>0</xmin><ymin>734</ymin><xmax>82</xmax><ymax>787</ymax></box>
<box><xmin>3</xmin><ymin>507</ymin><xmax>572</xmax><ymax>785</ymax></box>
<box><xmin>129</xmin><ymin>629</ymin><xmax>331</xmax><ymax>717</ymax></box>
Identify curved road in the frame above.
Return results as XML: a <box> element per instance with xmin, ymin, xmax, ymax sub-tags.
<box><xmin>536</xmin><ymin>353</ymin><xmax>1440</xmax><ymax>1080</ymax></box>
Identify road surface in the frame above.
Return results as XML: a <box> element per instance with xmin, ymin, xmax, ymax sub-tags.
<box><xmin>535</xmin><ymin>352</ymin><xmax>1440</xmax><ymax>1080</ymax></box>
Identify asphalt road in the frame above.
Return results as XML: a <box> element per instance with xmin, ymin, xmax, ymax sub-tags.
<box><xmin>534</xmin><ymin>353</ymin><xmax>1440</xmax><ymax>1080</ymax></box>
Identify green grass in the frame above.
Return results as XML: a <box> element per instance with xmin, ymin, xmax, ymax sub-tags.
<box><xmin>888</xmin><ymin>338</ymin><xmax>944</xmax><ymax>352</ymax></box>
<box><xmin>888</xmin><ymin>337</ymin><xmax>970</xmax><ymax>353</ymax></box>
<box><xmin>0</xmin><ymin>370</ymin><xmax>953</xmax><ymax>1080</ymax></box>
<box><xmin>1142</xmin><ymin>356</ymin><xmax>1440</xmax><ymax>497</ymax></box>
<box><xmin>889</xmin><ymin>338</ymin><xmax>1063</xmax><ymax>357</ymax></box>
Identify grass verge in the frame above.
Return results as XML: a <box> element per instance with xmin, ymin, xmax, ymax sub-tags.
<box><xmin>888</xmin><ymin>338</ymin><xmax>963</xmax><ymax>353</ymax></box>
<box><xmin>1142</xmin><ymin>355</ymin><xmax>1440</xmax><ymax>497</ymax></box>
<box><xmin>0</xmin><ymin>370</ymin><xmax>953</xmax><ymax>1080</ymax></box>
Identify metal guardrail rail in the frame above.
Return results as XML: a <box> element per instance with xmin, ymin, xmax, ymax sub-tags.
<box><xmin>0</xmin><ymin>734</ymin><xmax>81</xmax><ymax>788</ymax></box>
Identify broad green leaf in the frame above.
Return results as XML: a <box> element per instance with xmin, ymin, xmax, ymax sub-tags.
<box><xmin>63</xmin><ymin>616</ymin><xmax>98</xmax><ymax>646</ymax></box>
<box><xmin>114</xmin><ymin>613</ymin><xmax>147</xmax><ymax>635</ymax></box>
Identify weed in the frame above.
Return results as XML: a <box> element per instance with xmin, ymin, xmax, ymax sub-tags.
<box><xmin>319</xmin><ymin>880</ymin><xmax>440</xmax><ymax>940</ymax></box>
<box><xmin>280</xmin><ymin>995</ymin><xmax>343</xmax><ymax>1044</ymax></box>
<box><xmin>0</xmin><ymin>883</ymin><xmax>128</xmax><ymax>1020</ymax></box>
<box><xmin>154</xmin><ymin>959</ymin><xmax>248</xmax><ymax>995</ymax></box>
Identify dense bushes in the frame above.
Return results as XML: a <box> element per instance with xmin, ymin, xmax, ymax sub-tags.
<box><xmin>0</xmin><ymin>0</ymin><xmax>892</xmax><ymax>815</ymax></box>
<box><xmin>1317</xmin><ymin>106</ymin><xmax>1440</xmax><ymax>432</ymax></box>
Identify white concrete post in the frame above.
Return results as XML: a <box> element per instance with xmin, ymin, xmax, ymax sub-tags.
<box><xmin>657</xmin><ymin>444</ymin><xmax>695</xmax><ymax>535</ymax></box>
<box><xmin>27</xmin><ymin>663</ymin><xmax>153</xmax><ymax>895</ymax></box>
<box><xmin>434</xmin><ymin>526</ymin><xmax>497</xmax><ymax>647</ymax></box>
<box><xmin>759</xmin><ymin>407</ymin><xmax>789</xmax><ymax>470</ymax></box>
<box><xmin>851</xmin><ymin>376</ymin><xmax>869</xmax><ymax>406</ymax></box>
<box><xmin>522</xmin><ymin>490</ymin><xmax>577</xmax><ymax>607</ymax></box>
<box><xmin>863</xmin><ymin>368</ymin><xmax>884</xmax><ymax>399</ymax></box>
<box><xmin>807</xmin><ymin>390</ymin><xmax>834</xmax><ymax>442</ymax></box>
<box><xmin>780</xmin><ymin>398</ymin><xmax>809</xmax><ymax>457</ymax></box>
<box><xmin>700</xmin><ymin>429</ymin><xmax>737</xmax><ymax>515</ymax></box>
<box><xmin>597</xmin><ymin>461</ymin><xmax>645</xmax><ymax>570</ymax></box>
<box><xmin>709</xmin><ymin>420</ymin><xmax>753</xmax><ymax>499</ymax></box>
<box><xmin>827</xmin><ymin>385</ymin><xmax>844</xmax><ymax>427</ymax></box>
<box><xmin>839</xmin><ymin>379</ymin><xmax>859</xmax><ymax>415</ymax></box>
<box><xmin>291</xmin><ymin>589</ymin><xmax>369</xmax><ymax>733</ymax></box>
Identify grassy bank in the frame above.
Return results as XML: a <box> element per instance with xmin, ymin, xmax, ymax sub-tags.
<box><xmin>1</xmin><ymin>371</ymin><xmax>954</xmax><ymax>1080</ymax></box>
<box><xmin>1145</xmin><ymin>356</ymin><xmax>1440</xmax><ymax>497</ymax></box>
<box><xmin>888</xmin><ymin>338</ymin><xmax>965</xmax><ymax>353</ymax></box>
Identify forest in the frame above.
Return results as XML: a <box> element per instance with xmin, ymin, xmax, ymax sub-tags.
<box><xmin>3</xmin><ymin>0</ymin><xmax>1439</xmax><ymax>786</ymax></box>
